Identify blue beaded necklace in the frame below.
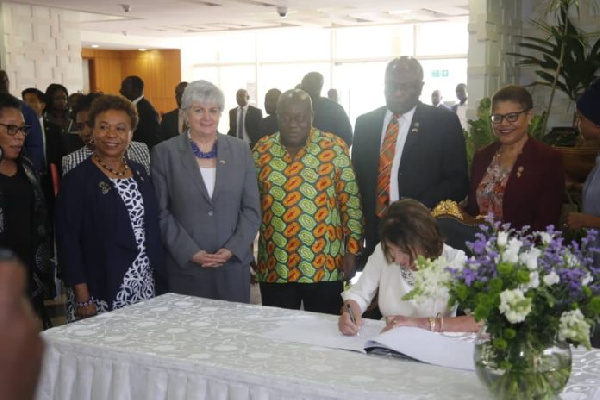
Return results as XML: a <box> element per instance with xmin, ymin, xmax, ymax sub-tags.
<box><xmin>189</xmin><ymin>139</ymin><xmax>218</xmax><ymax>159</ymax></box>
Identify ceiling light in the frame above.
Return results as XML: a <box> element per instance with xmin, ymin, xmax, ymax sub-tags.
<box><xmin>91</xmin><ymin>44</ymin><xmax>100</xmax><ymax>48</ymax></box>
<box><xmin>138</xmin><ymin>48</ymin><xmax>147</xmax><ymax>51</ymax></box>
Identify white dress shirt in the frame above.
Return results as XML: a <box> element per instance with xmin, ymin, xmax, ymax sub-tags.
<box><xmin>342</xmin><ymin>243</ymin><xmax>464</xmax><ymax>318</ymax></box>
<box><xmin>380</xmin><ymin>106</ymin><xmax>416</xmax><ymax>202</ymax></box>
<box><xmin>237</xmin><ymin>106</ymin><xmax>250</xmax><ymax>144</ymax></box>
<box><xmin>199</xmin><ymin>167</ymin><xmax>216</xmax><ymax>199</ymax></box>
<box><xmin>455</xmin><ymin>101</ymin><xmax>468</xmax><ymax>131</ymax></box>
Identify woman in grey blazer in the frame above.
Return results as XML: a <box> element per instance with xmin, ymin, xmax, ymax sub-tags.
<box><xmin>151</xmin><ymin>81</ymin><xmax>260</xmax><ymax>303</ymax></box>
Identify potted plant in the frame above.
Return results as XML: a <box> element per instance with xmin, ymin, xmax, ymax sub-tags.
<box><xmin>404</xmin><ymin>220</ymin><xmax>600</xmax><ymax>399</ymax></box>
<box><xmin>506</xmin><ymin>0</ymin><xmax>600</xmax><ymax>182</ymax></box>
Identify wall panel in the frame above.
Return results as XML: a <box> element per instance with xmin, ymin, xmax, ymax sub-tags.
<box><xmin>83</xmin><ymin>48</ymin><xmax>181</xmax><ymax>114</ymax></box>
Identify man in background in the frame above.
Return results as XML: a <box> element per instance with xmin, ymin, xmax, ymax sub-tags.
<box><xmin>300</xmin><ymin>72</ymin><xmax>352</xmax><ymax>146</ymax></box>
<box><xmin>327</xmin><ymin>88</ymin><xmax>338</xmax><ymax>103</ymax></box>
<box><xmin>159</xmin><ymin>81</ymin><xmax>188</xmax><ymax>141</ymax></box>
<box><xmin>258</xmin><ymin>88</ymin><xmax>281</xmax><ymax>139</ymax></box>
<box><xmin>228</xmin><ymin>88</ymin><xmax>263</xmax><ymax>148</ymax></box>
<box><xmin>120</xmin><ymin>75</ymin><xmax>160</xmax><ymax>149</ymax></box>
<box><xmin>453</xmin><ymin>83</ymin><xmax>468</xmax><ymax>131</ymax></box>
<box><xmin>431</xmin><ymin>90</ymin><xmax>451</xmax><ymax>110</ymax></box>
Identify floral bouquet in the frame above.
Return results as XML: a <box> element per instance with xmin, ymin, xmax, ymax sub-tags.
<box><xmin>404</xmin><ymin>218</ymin><xmax>600</xmax><ymax>399</ymax></box>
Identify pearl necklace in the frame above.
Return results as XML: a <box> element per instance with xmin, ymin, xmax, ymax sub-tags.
<box><xmin>93</xmin><ymin>154</ymin><xmax>129</xmax><ymax>177</ymax></box>
<box><xmin>190</xmin><ymin>139</ymin><xmax>218</xmax><ymax>159</ymax></box>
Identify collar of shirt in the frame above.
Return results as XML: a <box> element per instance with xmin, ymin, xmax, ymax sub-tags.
<box><xmin>381</xmin><ymin>106</ymin><xmax>417</xmax><ymax>144</ymax></box>
<box><xmin>239</xmin><ymin>105</ymin><xmax>248</xmax><ymax>112</ymax></box>
<box><xmin>132</xmin><ymin>94</ymin><xmax>144</xmax><ymax>105</ymax></box>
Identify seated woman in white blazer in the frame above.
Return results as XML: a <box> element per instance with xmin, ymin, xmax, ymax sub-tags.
<box><xmin>338</xmin><ymin>199</ymin><xmax>479</xmax><ymax>335</ymax></box>
<box><xmin>151</xmin><ymin>80</ymin><xmax>261</xmax><ymax>303</ymax></box>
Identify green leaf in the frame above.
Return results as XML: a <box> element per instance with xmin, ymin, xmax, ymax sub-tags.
<box><xmin>497</xmin><ymin>262</ymin><xmax>514</xmax><ymax>276</ymax></box>
<box><xmin>493</xmin><ymin>337</ymin><xmax>508</xmax><ymax>351</ymax></box>
<box><xmin>504</xmin><ymin>328</ymin><xmax>517</xmax><ymax>339</ymax></box>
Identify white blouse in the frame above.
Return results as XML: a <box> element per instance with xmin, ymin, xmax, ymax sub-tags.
<box><xmin>199</xmin><ymin>167</ymin><xmax>216</xmax><ymax>199</ymax></box>
<box><xmin>342</xmin><ymin>244</ymin><xmax>466</xmax><ymax>318</ymax></box>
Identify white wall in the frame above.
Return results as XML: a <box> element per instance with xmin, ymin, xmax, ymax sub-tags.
<box><xmin>0</xmin><ymin>2</ymin><xmax>82</xmax><ymax>96</ymax></box>
<box><xmin>177</xmin><ymin>23</ymin><xmax>469</xmax><ymax>132</ymax></box>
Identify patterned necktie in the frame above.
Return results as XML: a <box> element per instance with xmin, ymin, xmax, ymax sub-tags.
<box><xmin>376</xmin><ymin>114</ymin><xmax>400</xmax><ymax>217</ymax></box>
<box><xmin>237</xmin><ymin>107</ymin><xmax>244</xmax><ymax>139</ymax></box>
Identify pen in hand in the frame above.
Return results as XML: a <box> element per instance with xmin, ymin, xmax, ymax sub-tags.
<box><xmin>346</xmin><ymin>303</ymin><xmax>360</xmax><ymax>336</ymax></box>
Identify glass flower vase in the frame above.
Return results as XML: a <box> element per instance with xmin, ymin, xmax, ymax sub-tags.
<box><xmin>474</xmin><ymin>328</ymin><xmax>572</xmax><ymax>400</ymax></box>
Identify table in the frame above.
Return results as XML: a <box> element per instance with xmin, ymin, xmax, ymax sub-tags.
<box><xmin>36</xmin><ymin>294</ymin><xmax>600</xmax><ymax>400</ymax></box>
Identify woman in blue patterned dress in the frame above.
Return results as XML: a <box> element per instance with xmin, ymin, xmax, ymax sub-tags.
<box><xmin>56</xmin><ymin>94</ymin><xmax>165</xmax><ymax>321</ymax></box>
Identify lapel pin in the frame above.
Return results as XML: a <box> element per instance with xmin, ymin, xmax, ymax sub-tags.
<box><xmin>99</xmin><ymin>181</ymin><xmax>111</xmax><ymax>194</ymax></box>
<box><xmin>219</xmin><ymin>160</ymin><xmax>226</xmax><ymax>164</ymax></box>
<box><xmin>517</xmin><ymin>166</ymin><xmax>524</xmax><ymax>178</ymax></box>
<box><xmin>411</xmin><ymin>122</ymin><xmax>420</xmax><ymax>134</ymax></box>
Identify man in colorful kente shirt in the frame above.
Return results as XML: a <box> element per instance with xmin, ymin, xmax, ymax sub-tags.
<box><xmin>253</xmin><ymin>89</ymin><xmax>362</xmax><ymax>315</ymax></box>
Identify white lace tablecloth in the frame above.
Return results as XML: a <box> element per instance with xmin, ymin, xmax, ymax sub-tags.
<box><xmin>35</xmin><ymin>293</ymin><xmax>600</xmax><ymax>400</ymax></box>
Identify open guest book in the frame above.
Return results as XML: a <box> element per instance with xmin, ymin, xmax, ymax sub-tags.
<box><xmin>262</xmin><ymin>315</ymin><xmax>476</xmax><ymax>371</ymax></box>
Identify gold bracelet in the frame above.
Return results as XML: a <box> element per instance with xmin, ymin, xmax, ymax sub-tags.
<box><xmin>437</xmin><ymin>312</ymin><xmax>444</xmax><ymax>332</ymax></box>
<box><xmin>428</xmin><ymin>317</ymin><xmax>436</xmax><ymax>331</ymax></box>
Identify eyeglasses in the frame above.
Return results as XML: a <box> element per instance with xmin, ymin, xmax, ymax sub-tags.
<box><xmin>0</xmin><ymin>123</ymin><xmax>31</xmax><ymax>136</ymax></box>
<box><xmin>490</xmin><ymin>110</ymin><xmax>530</xmax><ymax>124</ymax></box>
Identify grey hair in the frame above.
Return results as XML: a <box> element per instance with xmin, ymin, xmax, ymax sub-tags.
<box><xmin>277</xmin><ymin>88</ymin><xmax>312</xmax><ymax>112</ymax></box>
<box><xmin>181</xmin><ymin>80</ymin><xmax>225</xmax><ymax>112</ymax></box>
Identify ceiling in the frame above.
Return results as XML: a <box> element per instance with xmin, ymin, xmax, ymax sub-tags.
<box><xmin>9</xmin><ymin>0</ymin><xmax>469</xmax><ymax>38</ymax></box>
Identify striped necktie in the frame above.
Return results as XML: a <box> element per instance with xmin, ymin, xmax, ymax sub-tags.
<box><xmin>376</xmin><ymin>114</ymin><xmax>400</xmax><ymax>217</ymax></box>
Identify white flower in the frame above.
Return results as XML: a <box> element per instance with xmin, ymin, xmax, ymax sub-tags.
<box><xmin>497</xmin><ymin>231</ymin><xmax>509</xmax><ymax>247</ymax></box>
<box><xmin>528</xmin><ymin>271</ymin><xmax>540</xmax><ymax>289</ymax></box>
<box><xmin>566</xmin><ymin>252</ymin><xmax>580</xmax><ymax>268</ymax></box>
<box><xmin>543</xmin><ymin>271</ymin><xmax>560</xmax><ymax>286</ymax></box>
<box><xmin>538</xmin><ymin>231</ymin><xmax>554</xmax><ymax>245</ymax></box>
<box><xmin>519</xmin><ymin>248</ymin><xmax>541</xmax><ymax>270</ymax></box>
<box><xmin>502</xmin><ymin>238</ymin><xmax>522</xmax><ymax>263</ymax></box>
<box><xmin>582</xmin><ymin>273</ymin><xmax>593</xmax><ymax>286</ymax></box>
<box><xmin>402</xmin><ymin>256</ymin><xmax>453</xmax><ymax>304</ymax></box>
<box><xmin>499</xmin><ymin>288</ymin><xmax>532</xmax><ymax>323</ymax></box>
<box><xmin>559</xmin><ymin>309</ymin><xmax>591</xmax><ymax>347</ymax></box>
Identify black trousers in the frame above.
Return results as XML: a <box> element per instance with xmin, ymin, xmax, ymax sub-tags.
<box><xmin>259</xmin><ymin>281</ymin><xmax>344</xmax><ymax>315</ymax></box>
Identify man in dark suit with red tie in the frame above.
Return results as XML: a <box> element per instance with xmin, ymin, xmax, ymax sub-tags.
<box><xmin>352</xmin><ymin>57</ymin><xmax>468</xmax><ymax>264</ymax></box>
<box><xmin>228</xmin><ymin>89</ymin><xmax>263</xmax><ymax>148</ymax></box>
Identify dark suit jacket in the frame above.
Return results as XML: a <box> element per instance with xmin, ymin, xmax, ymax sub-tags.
<box><xmin>39</xmin><ymin>120</ymin><xmax>68</xmax><ymax>219</ymax></box>
<box><xmin>227</xmin><ymin>106</ymin><xmax>263</xmax><ymax>147</ymax></box>
<box><xmin>56</xmin><ymin>158</ymin><xmax>167</xmax><ymax>300</ymax></box>
<box><xmin>258</xmin><ymin>114</ymin><xmax>278</xmax><ymax>138</ymax></box>
<box><xmin>312</xmin><ymin>97</ymin><xmax>353</xmax><ymax>146</ymax></box>
<box><xmin>465</xmin><ymin>138</ymin><xmax>565</xmax><ymax>231</ymax></box>
<box><xmin>352</xmin><ymin>102</ymin><xmax>469</xmax><ymax>257</ymax></box>
<box><xmin>43</xmin><ymin>120</ymin><xmax>67</xmax><ymax>175</ymax></box>
<box><xmin>134</xmin><ymin>98</ymin><xmax>161</xmax><ymax>149</ymax></box>
<box><xmin>159</xmin><ymin>108</ymin><xmax>180</xmax><ymax>142</ymax></box>
<box><xmin>20</xmin><ymin>101</ymin><xmax>44</xmax><ymax>173</ymax></box>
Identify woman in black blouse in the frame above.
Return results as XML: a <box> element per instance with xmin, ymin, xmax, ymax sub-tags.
<box><xmin>0</xmin><ymin>92</ymin><xmax>53</xmax><ymax>327</ymax></box>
